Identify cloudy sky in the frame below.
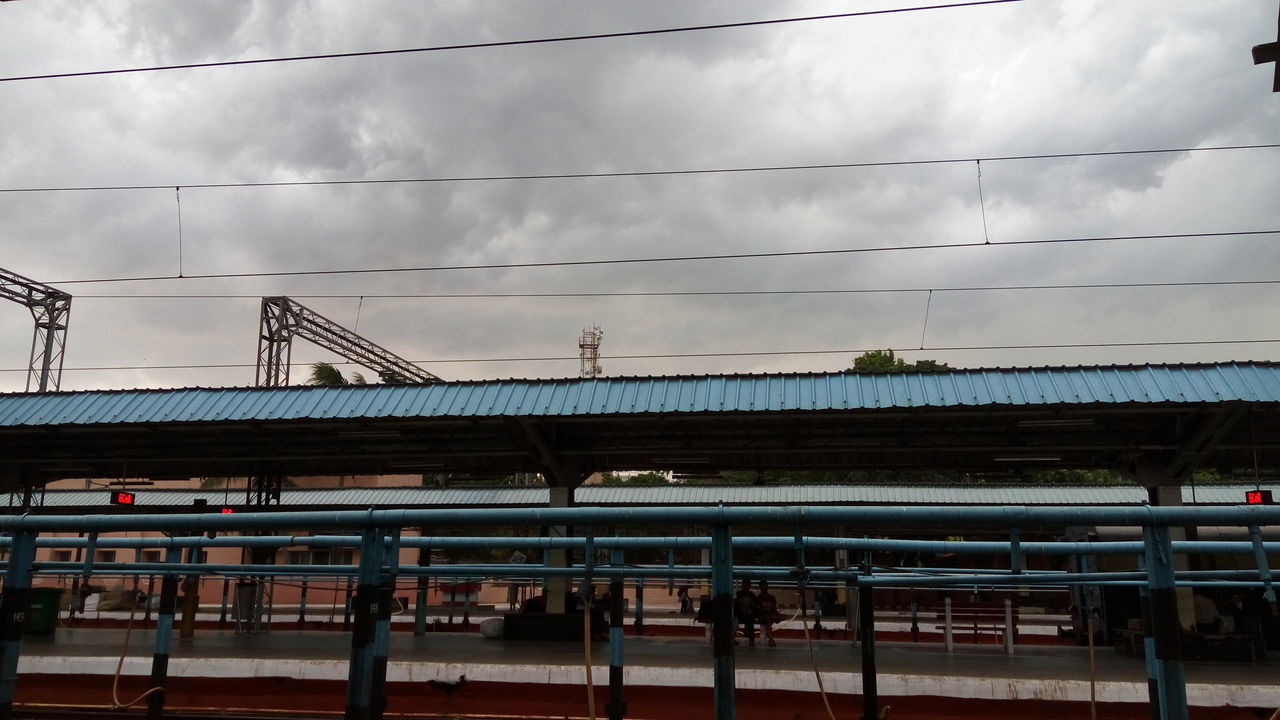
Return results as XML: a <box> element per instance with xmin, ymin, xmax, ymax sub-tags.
<box><xmin>0</xmin><ymin>0</ymin><xmax>1276</xmax><ymax>392</ymax></box>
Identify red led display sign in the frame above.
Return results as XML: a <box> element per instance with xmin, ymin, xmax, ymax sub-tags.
<box><xmin>1246</xmin><ymin>490</ymin><xmax>1274</xmax><ymax>505</ymax></box>
<box><xmin>110</xmin><ymin>491</ymin><xmax>136</xmax><ymax>506</ymax></box>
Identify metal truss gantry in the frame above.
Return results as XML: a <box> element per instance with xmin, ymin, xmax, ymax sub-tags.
<box><xmin>255</xmin><ymin>296</ymin><xmax>440</xmax><ymax>387</ymax></box>
<box><xmin>251</xmin><ymin>296</ymin><xmax>440</xmax><ymax>504</ymax></box>
<box><xmin>0</xmin><ymin>267</ymin><xmax>71</xmax><ymax>393</ymax></box>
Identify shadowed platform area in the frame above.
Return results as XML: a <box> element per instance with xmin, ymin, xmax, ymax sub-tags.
<box><xmin>11</xmin><ymin>626</ymin><xmax>1280</xmax><ymax>718</ymax></box>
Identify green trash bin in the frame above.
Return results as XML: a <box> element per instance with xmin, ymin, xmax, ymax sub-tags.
<box><xmin>24</xmin><ymin>587</ymin><xmax>65</xmax><ymax>636</ymax></box>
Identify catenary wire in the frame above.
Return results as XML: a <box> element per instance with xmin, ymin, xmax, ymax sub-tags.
<box><xmin>47</xmin><ymin>230</ymin><xmax>1280</xmax><ymax>285</ymax></box>
<box><xmin>3</xmin><ymin>143</ymin><xmax>1276</xmax><ymax>193</ymax></box>
<box><xmin>71</xmin><ymin>278</ymin><xmax>1280</xmax><ymax>300</ymax></box>
<box><xmin>0</xmin><ymin>1</ymin><xmax>1023</xmax><ymax>84</ymax></box>
<box><xmin>4</xmin><ymin>338</ymin><xmax>1277</xmax><ymax>374</ymax></box>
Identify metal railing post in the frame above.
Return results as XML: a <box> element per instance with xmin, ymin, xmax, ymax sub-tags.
<box><xmin>345</xmin><ymin>525</ymin><xmax>384</xmax><ymax>717</ymax></box>
<box><xmin>859</xmin><ymin>577</ymin><xmax>878</xmax><ymax>720</ymax></box>
<box><xmin>178</xmin><ymin>543</ymin><xmax>201</xmax><ymax>639</ymax></box>
<box><xmin>147</xmin><ymin>544</ymin><xmax>183</xmax><ymax>720</ymax></box>
<box><xmin>944</xmin><ymin>596</ymin><xmax>953</xmax><ymax>652</ymax></box>
<box><xmin>414</xmin><ymin>545</ymin><xmax>430</xmax><ymax>636</ymax></box>
<box><xmin>710</xmin><ymin>524</ymin><xmax>735</xmax><ymax>720</ymax></box>
<box><xmin>634</xmin><ymin>577</ymin><xmax>644</xmax><ymax>637</ymax></box>
<box><xmin>607</xmin><ymin>547</ymin><xmax>626</xmax><ymax>720</ymax></box>
<box><xmin>1142</xmin><ymin>524</ymin><xmax>1188</xmax><ymax>720</ymax></box>
<box><xmin>0</xmin><ymin>531</ymin><xmax>38</xmax><ymax>720</ymax></box>
<box><xmin>299</xmin><ymin>578</ymin><xmax>309</xmax><ymax>625</ymax></box>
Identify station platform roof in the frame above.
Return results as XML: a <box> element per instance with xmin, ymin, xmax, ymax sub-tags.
<box><xmin>1</xmin><ymin>362</ymin><xmax>1278</xmax><ymax>488</ymax></box>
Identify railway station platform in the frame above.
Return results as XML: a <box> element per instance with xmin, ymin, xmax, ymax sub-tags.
<box><xmin>10</xmin><ymin>624</ymin><xmax>1280</xmax><ymax>719</ymax></box>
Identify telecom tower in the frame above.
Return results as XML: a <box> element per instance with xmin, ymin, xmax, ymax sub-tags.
<box><xmin>579</xmin><ymin>324</ymin><xmax>603</xmax><ymax>378</ymax></box>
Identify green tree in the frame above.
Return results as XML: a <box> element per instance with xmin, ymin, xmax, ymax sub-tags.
<box><xmin>851</xmin><ymin>349</ymin><xmax>950</xmax><ymax>373</ymax></box>
<box><xmin>308</xmin><ymin>362</ymin><xmax>367</xmax><ymax>386</ymax></box>
<box><xmin>852</xmin><ymin>349</ymin><xmax>905</xmax><ymax>373</ymax></box>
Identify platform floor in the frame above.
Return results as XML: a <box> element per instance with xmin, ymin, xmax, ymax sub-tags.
<box><xmin>12</xmin><ymin>624</ymin><xmax>1280</xmax><ymax>710</ymax></box>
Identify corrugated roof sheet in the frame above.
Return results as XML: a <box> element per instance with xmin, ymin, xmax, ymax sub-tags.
<box><xmin>13</xmin><ymin>484</ymin><xmax>1279</xmax><ymax>509</ymax></box>
<box><xmin>2</xmin><ymin>362</ymin><xmax>1278</xmax><ymax>427</ymax></box>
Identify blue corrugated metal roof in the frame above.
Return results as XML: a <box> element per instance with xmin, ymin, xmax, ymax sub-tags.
<box><xmin>15</xmin><ymin>484</ymin><xmax>1279</xmax><ymax>509</ymax></box>
<box><xmin>2</xmin><ymin>362</ymin><xmax>1278</xmax><ymax>427</ymax></box>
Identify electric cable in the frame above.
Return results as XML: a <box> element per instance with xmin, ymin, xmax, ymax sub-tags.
<box><xmin>3</xmin><ymin>143</ymin><xmax>1275</xmax><ymax>194</ymax></box>
<box><xmin>0</xmin><ymin>1</ymin><xmax>1023</xmax><ymax>84</ymax></box>
<box><xmin>68</xmin><ymin>277</ymin><xmax>1280</xmax><ymax>300</ymax></box>
<box><xmin>47</xmin><ymin>230</ymin><xmax>1280</xmax><ymax>285</ymax></box>
<box><xmin>2</xmin><ymin>337</ymin><xmax>1276</xmax><ymax>375</ymax></box>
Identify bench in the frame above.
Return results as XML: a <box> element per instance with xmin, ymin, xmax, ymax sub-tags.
<box><xmin>935</xmin><ymin>598</ymin><xmax>1018</xmax><ymax>654</ymax></box>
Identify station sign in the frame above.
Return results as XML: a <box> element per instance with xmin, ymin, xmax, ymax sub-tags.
<box><xmin>109</xmin><ymin>490</ymin><xmax>136</xmax><ymax>506</ymax></box>
<box><xmin>1246</xmin><ymin>489</ymin><xmax>1274</xmax><ymax>505</ymax></box>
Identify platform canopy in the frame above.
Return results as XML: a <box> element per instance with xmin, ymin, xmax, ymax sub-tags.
<box><xmin>0</xmin><ymin>362</ymin><xmax>1277</xmax><ymax>490</ymax></box>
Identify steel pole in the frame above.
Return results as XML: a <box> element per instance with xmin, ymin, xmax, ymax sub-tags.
<box><xmin>1143</xmin><ymin>525</ymin><xmax>1188</xmax><ymax>720</ymax></box>
<box><xmin>710</xmin><ymin>524</ymin><xmax>735</xmax><ymax>720</ymax></box>
<box><xmin>607</xmin><ymin>547</ymin><xmax>626</xmax><ymax>720</ymax></box>
<box><xmin>859</xmin><ymin>582</ymin><xmax>878</xmax><ymax>720</ymax></box>
<box><xmin>0</xmin><ymin>531</ymin><xmax>37</xmax><ymax>720</ymax></box>
<box><xmin>147</xmin><ymin>545</ymin><xmax>183</xmax><ymax>720</ymax></box>
<box><xmin>346</xmin><ymin>527</ymin><xmax>386</xmax><ymax>720</ymax></box>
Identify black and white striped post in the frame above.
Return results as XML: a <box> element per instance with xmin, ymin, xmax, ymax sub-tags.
<box><xmin>147</xmin><ymin>544</ymin><xmax>184</xmax><ymax>720</ymax></box>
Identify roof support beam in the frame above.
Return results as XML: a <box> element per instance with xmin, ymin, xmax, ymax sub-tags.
<box><xmin>1125</xmin><ymin>406</ymin><xmax>1247</xmax><ymax>486</ymax></box>
<box><xmin>512</xmin><ymin>419</ymin><xmax>590</xmax><ymax>488</ymax></box>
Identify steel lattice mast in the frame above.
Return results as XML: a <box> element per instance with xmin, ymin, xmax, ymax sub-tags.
<box><xmin>255</xmin><ymin>296</ymin><xmax>440</xmax><ymax>387</ymax></box>
<box><xmin>0</xmin><ymin>267</ymin><xmax>71</xmax><ymax>392</ymax></box>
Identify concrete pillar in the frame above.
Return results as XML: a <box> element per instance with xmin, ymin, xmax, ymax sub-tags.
<box><xmin>546</xmin><ymin>486</ymin><xmax>572</xmax><ymax>614</ymax></box>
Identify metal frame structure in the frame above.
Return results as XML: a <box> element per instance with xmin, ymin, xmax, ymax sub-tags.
<box><xmin>3</xmin><ymin>503</ymin><xmax>1280</xmax><ymax>720</ymax></box>
<box><xmin>252</xmin><ymin>296</ymin><xmax>440</xmax><ymax>504</ymax></box>
<box><xmin>255</xmin><ymin>296</ymin><xmax>440</xmax><ymax>387</ymax></box>
<box><xmin>0</xmin><ymin>267</ymin><xmax>71</xmax><ymax>393</ymax></box>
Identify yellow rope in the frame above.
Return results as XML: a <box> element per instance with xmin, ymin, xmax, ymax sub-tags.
<box><xmin>110</xmin><ymin>599</ymin><xmax>164</xmax><ymax>709</ymax></box>
<box><xmin>583</xmin><ymin>596</ymin><xmax>596</xmax><ymax>720</ymax></box>
<box><xmin>801</xmin><ymin>609</ymin><xmax>837</xmax><ymax>720</ymax></box>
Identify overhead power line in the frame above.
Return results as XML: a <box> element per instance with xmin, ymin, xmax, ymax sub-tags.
<box><xmin>3</xmin><ymin>337</ymin><xmax>1277</xmax><ymax>375</ymax></box>
<box><xmin>3</xmin><ymin>143</ymin><xmax>1276</xmax><ymax>194</ymax></box>
<box><xmin>50</xmin><ymin>230</ymin><xmax>1280</xmax><ymax>285</ymax></box>
<box><xmin>0</xmin><ymin>1</ymin><xmax>1023</xmax><ymax>84</ymax></box>
<box><xmin>73</xmin><ymin>278</ymin><xmax>1280</xmax><ymax>300</ymax></box>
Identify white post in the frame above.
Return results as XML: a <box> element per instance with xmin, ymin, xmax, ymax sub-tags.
<box><xmin>1004</xmin><ymin>597</ymin><xmax>1014</xmax><ymax>655</ymax></box>
<box><xmin>944</xmin><ymin>596</ymin><xmax>954</xmax><ymax>652</ymax></box>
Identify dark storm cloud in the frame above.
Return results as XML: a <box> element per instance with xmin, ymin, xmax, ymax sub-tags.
<box><xmin>0</xmin><ymin>1</ymin><xmax>1276</xmax><ymax>391</ymax></box>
